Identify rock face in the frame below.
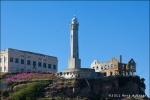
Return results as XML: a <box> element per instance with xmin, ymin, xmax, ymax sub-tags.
<box><xmin>44</xmin><ymin>75</ymin><xmax>146</xmax><ymax>99</ymax></box>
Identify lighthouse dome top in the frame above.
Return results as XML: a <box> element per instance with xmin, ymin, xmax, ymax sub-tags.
<box><xmin>71</xmin><ymin>16</ymin><xmax>78</xmax><ymax>24</ymax></box>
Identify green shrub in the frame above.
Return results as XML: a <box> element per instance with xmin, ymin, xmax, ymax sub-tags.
<box><xmin>118</xmin><ymin>76</ymin><xmax>146</xmax><ymax>89</ymax></box>
<box><xmin>90</xmin><ymin>93</ymin><xmax>100</xmax><ymax>100</ymax></box>
<box><xmin>13</xmin><ymin>84</ymin><xmax>28</xmax><ymax>92</ymax></box>
<box><xmin>1</xmin><ymin>89</ymin><xmax>9</xmax><ymax>97</ymax></box>
<box><xmin>38</xmin><ymin>98</ymin><xmax>50</xmax><ymax>100</ymax></box>
<box><xmin>10</xmin><ymin>81</ymin><xmax>49</xmax><ymax>100</ymax></box>
<box><xmin>140</xmin><ymin>78</ymin><xmax>146</xmax><ymax>89</ymax></box>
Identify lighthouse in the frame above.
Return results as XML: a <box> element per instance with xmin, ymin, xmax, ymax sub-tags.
<box><xmin>59</xmin><ymin>16</ymin><xmax>100</xmax><ymax>79</ymax></box>
<box><xmin>68</xmin><ymin>16</ymin><xmax>81</xmax><ymax>69</ymax></box>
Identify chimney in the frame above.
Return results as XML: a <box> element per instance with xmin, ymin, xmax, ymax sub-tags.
<box><xmin>119</xmin><ymin>55</ymin><xmax>122</xmax><ymax>63</ymax></box>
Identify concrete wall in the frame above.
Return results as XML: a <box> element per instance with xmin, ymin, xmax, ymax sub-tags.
<box><xmin>59</xmin><ymin>68</ymin><xmax>99</xmax><ymax>79</ymax></box>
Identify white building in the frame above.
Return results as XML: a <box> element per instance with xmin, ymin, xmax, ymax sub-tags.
<box><xmin>0</xmin><ymin>48</ymin><xmax>58</xmax><ymax>73</ymax></box>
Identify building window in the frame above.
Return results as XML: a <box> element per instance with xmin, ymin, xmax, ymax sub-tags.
<box><xmin>130</xmin><ymin>65</ymin><xmax>132</xmax><ymax>69</ymax></box>
<box><xmin>43</xmin><ymin>63</ymin><xmax>46</xmax><ymax>68</ymax></box>
<box><xmin>107</xmin><ymin>65</ymin><xmax>110</xmax><ymax>68</ymax></box>
<box><xmin>111</xmin><ymin>64</ymin><xmax>113</xmax><ymax>68</ymax></box>
<box><xmin>0</xmin><ymin>67</ymin><xmax>2</xmax><ymax>72</ymax></box>
<box><xmin>104</xmin><ymin>65</ymin><xmax>106</xmax><ymax>69</ymax></box>
<box><xmin>48</xmin><ymin>64</ymin><xmax>51</xmax><ymax>69</ymax></box>
<box><xmin>0</xmin><ymin>58</ymin><xmax>2</xmax><ymax>62</ymax></box>
<box><xmin>110</xmin><ymin>72</ymin><xmax>113</xmax><ymax>76</ymax></box>
<box><xmin>4</xmin><ymin>57</ymin><xmax>6</xmax><ymax>62</ymax></box>
<box><xmin>33</xmin><ymin>61</ymin><xmax>36</xmax><ymax>66</ymax></box>
<box><xmin>21</xmin><ymin>59</ymin><xmax>24</xmax><ymax>64</ymax></box>
<box><xmin>4</xmin><ymin>66</ymin><xmax>6</xmax><ymax>71</ymax></box>
<box><xmin>38</xmin><ymin>62</ymin><xmax>41</xmax><ymax>67</ymax></box>
<box><xmin>15</xmin><ymin>58</ymin><xmax>19</xmax><ymax>63</ymax></box>
<box><xmin>132</xmin><ymin>66</ymin><xmax>135</xmax><ymax>69</ymax></box>
<box><xmin>27</xmin><ymin>60</ymin><xmax>30</xmax><ymax>65</ymax></box>
<box><xmin>96</xmin><ymin>66</ymin><xmax>98</xmax><ymax>69</ymax></box>
<box><xmin>53</xmin><ymin>65</ymin><xmax>56</xmax><ymax>69</ymax></box>
<box><xmin>10</xmin><ymin>57</ymin><xmax>13</xmax><ymax>62</ymax></box>
<box><xmin>119</xmin><ymin>71</ymin><xmax>121</xmax><ymax>75</ymax></box>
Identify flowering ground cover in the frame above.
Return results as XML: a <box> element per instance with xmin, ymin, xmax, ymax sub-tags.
<box><xmin>6</xmin><ymin>73</ymin><xmax>56</xmax><ymax>82</ymax></box>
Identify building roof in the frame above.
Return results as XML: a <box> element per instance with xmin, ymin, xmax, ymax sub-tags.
<box><xmin>1</xmin><ymin>48</ymin><xmax>57</xmax><ymax>59</ymax></box>
<box><xmin>71</xmin><ymin>16</ymin><xmax>78</xmax><ymax>24</ymax></box>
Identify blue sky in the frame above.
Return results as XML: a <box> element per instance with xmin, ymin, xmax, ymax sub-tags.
<box><xmin>1</xmin><ymin>1</ymin><xmax>149</xmax><ymax>97</ymax></box>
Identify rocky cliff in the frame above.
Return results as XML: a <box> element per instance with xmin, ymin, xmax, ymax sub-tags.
<box><xmin>44</xmin><ymin>75</ymin><xmax>147</xmax><ymax>99</ymax></box>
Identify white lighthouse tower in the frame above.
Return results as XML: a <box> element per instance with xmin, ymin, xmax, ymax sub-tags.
<box><xmin>59</xmin><ymin>16</ymin><xmax>101</xmax><ymax>79</ymax></box>
<box><xmin>68</xmin><ymin>16</ymin><xmax>81</xmax><ymax>69</ymax></box>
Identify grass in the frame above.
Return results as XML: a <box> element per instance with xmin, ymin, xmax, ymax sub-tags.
<box><xmin>10</xmin><ymin>81</ymin><xmax>49</xmax><ymax>100</ymax></box>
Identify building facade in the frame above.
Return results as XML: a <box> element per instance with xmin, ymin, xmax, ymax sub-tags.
<box><xmin>0</xmin><ymin>48</ymin><xmax>58</xmax><ymax>73</ymax></box>
<box><xmin>91</xmin><ymin>55</ymin><xmax>136</xmax><ymax>76</ymax></box>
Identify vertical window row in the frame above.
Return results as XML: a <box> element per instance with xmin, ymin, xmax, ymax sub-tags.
<box><xmin>21</xmin><ymin>59</ymin><xmax>24</xmax><ymax>64</ymax></box>
<box><xmin>33</xmin><ymin>61</ymin><xmax>36</xmax><ymax>66</ymax></box>
<box><xmin>43</xmin><ymin>63</ymin><xmax>46</xmax><ymax>68</ymax></box>
<box><xmin>48</xmin><ymin>64</ymin><xmax>51</xmax><ymax>69</ymax></box>
<box><xmin>38</xmin><ymin>62</ymin><xmax>41</xmax><ymax>67</ymax></box>
<box><xmin>27</xmin><ymin>60</ymin><xmax>30</xmax><ymax>65</ymax></box>
<box><xmin>0</xmin><ymin>58</ymin><xmax>2</xmax><ymax>62</ymax></box>
<box><xmin>15</xmin><ymin>58</ymin><xmax>19</xmax><ymax>63</ymax></box>
<box><xmin>10</xmin><ymin>57</ymin><xmax>13</xmax><ymax>62</ymax></box>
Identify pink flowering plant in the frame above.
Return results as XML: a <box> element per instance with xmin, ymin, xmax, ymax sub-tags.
<box><xmin>6</xmin><ymin>73</ymin><xmax>56</xmax><ymax>82</ymax></box>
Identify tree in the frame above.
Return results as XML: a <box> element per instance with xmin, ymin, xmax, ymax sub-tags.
<box><xmin>141</xmin><ymin>78</ymin><xmax>145</xmax><ymax>83</ymax></box>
